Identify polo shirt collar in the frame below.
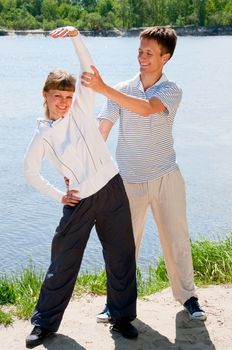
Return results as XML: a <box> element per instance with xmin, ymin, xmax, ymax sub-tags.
<box><xmin>131</xmin><ymin>72</ymin><xmax>168</xmax><ymax>91</ymax></box>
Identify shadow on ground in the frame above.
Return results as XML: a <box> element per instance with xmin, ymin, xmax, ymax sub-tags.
<box><xmin>37</xmin><ymin>310</ymin><xmax>215</xmax><ymax>350</ymax></box>
<box><xmin>43</xmin><ymin>333</ymin><xmax>86</xmax><ymax>350</ymax></box>
<box><xmin>111</xmin><ymin>310</ymin><xmax>216</xmax><ymax>350</ymax></box>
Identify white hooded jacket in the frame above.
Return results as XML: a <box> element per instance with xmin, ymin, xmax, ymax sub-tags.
<box><xmin>24</xmin><ymin>35</ymin><xmax>118</xmax><ymax>203</ymax></box>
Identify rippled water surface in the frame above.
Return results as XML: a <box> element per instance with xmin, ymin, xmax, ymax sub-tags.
<box><xmin>0</xmin><ymin>34</ymin><xmax>231</xmax><ymax>275</ymax></box>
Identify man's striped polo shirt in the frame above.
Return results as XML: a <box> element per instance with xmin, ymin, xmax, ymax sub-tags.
<box><xmin>99</xmin><ymin>73</ymin><xmax>182</xmax><ymax>183</ymax></box>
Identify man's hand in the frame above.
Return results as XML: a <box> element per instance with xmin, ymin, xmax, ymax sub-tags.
<box><xmin>61</xmin><ymin>190</ymin><xmax>80</xmax><ymax>206</ymax></box>
<box><xmin>83</xmin><ymin>64</ymin><xmax>165</xmax><ymax>116</ymax></box>
<box><xmin>81</xmin><ymin>66</ymin><xmax>106</xmax><ymax>94</ymax></box>
<box><xmin>50</xmin><ymin>26</ymin><xmax>79</xmax><ymax>38</ymax></box>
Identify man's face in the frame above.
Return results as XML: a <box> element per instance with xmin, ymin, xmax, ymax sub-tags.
<box><xmin>138</xmin><ymin>38</ymin><xmax>169</xmax><ymax>74</ymax></box>
<box><xmin>43</xmin><ymin>89</ymin><xmax>74</xmax><ymax>120</ymax></box>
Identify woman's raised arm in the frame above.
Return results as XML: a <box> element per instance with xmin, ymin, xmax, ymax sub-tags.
<box><xmin>50</xmin><ymin>26</ymin><xmax>95</xmax><ymax>120</ymax></box>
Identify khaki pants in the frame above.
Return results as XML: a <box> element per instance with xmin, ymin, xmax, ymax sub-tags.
<box><xmin>123</xmin><ymin>168</ymin><xmax>197</xmax><ymax>305</ymax></box>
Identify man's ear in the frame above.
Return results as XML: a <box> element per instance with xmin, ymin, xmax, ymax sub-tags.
<box><xmin>42</xmin><ymin>91</ymin><xmax>47</xmax><ymax>99</ymax></box>
<box><xmin>162</xmin><ymin>53</ymin><xmax>171</xmax><ymax>65</ymax></box>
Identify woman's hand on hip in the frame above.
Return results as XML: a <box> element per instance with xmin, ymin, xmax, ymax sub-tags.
<box><xmin>62</xmin><ymin>190</ymin><xmax>80</xmax><ymax>206</ymax></box>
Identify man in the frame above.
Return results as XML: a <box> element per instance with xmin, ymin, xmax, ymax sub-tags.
<box><xmin>82</xmin><ymin>26</ymin><xmax>206</xmax><ymax>322</ymax></box>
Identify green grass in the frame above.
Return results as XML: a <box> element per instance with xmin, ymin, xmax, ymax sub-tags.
<box><xmin>74</xmin><ymin>270</ymin><xmax>107</xmax><ymax>295</ymax></box>
<box><xmin>0</xmin><ymin>233</ymin><xmax>231</xmax><ymax>325</ymax></box>
<box><xmin>191</xmin><ymin>234</ymin><xmax>232</xmax><ymax>285</ymax></box>
<box><xmin>0</xmin><ymin>309</ymin><xmax>13</xmax><ymax>326</ymax></box>
<box><xmin>13</xmin><ymin>264</ymin><xmax>44</xmax><ymax>319</ymax></box>
<box><xmin>0</xmin><ymin>262</ymin><xmax>44</xmax><ymax>321</ymax></box>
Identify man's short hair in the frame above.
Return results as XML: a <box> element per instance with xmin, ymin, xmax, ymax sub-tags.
<box><xmin>140</xmin><ymin>26</ymin><xmax>177</xmax><ymax>58</ymax></box>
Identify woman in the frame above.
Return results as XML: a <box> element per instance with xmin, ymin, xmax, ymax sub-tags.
<box><xmin>24</xmin><ymin>26</ymin><xmax>138</xmax><ymax>348</ymax></box>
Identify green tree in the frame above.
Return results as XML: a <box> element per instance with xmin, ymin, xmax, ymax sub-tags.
<box><xmin>58</xmin><ymin>1</ymin><xmax>81</xmax><ymax>22</ymax></box>
<box><xmin>114</xmin><ymin>0</ymin><xmax>131</xmax><ymax>28</ymax></box>
<box><xmin>224</xmin><ymin>0</ymin><xmax>232</xmax><ymax>22</ymax></box>
<box><xmin>193</xmin><ymin>0</ymin><xmax>206</xmax><ymax>26</ymax></box>
<box><xmin>0</xmin><ymin>1</ymin><xmax>4</xmax><ymax>12</ymax></box>
<box><xmin>96</xmin><ymin>0</ymin><xmax>120</xmax><ymax>28</ymax></box>
<box><xmin>165</xmin><ymin>0</ymin><xmax>193</xmax><ymax>26</ymax></box>
<box><xmin>15</xmin><ymin>0</ymin><xmax>42</xmax><ymax>16</ymax></box>
<box><xmin>143</xmin><ymin>0</ymin><xmax>169</xmax><ymax>27</ymax></box>
<box><xmin>14</xmin><ymin>5</ymin><xmax>39</xmax><ymax>29</ymax></box>
<box><xmin>41</xmin><ymin>0</ymin><xmax>59</xmax><ymax>21</ymax></box>
<box><xmin>97</xmin><ymin>0</ymin><xmax>113</xmax><ymax>17</ymax></box>
<box><xmin>77</xmin><ymin>11</ymin><xmax>103</xmax><ymax>29</ymax></box>
<box><xmin>76</xmin><ymin>0</ymin><xmax>97</xmax><ymax>11</ymax></box>
<box><xmin>1</xmin><ymin>0</ymin><xmax>232</xmax><ymax>31</ymax></box>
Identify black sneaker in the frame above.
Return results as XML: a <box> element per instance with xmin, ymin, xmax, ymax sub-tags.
<box><xmin>96</xmin><ymin>304</ymin><xmax>112</xmax><ymax>323</ymax></box>
<box><xmin>111</xmin><ymin>320</ymin><xmax>138</xmax><ymax>339</ymax></box>
<box><xmin>184</xmin><ymin>297</ymin><xmax>207</xmax><ymax>321</ymax></box>
<box><xmin>26</xmin><ymin>326</ymin><xmax>54</xmax><ymax>348</ymax></box>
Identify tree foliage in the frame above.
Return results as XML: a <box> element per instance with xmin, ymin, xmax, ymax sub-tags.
<box><xmin>0</xmin><ymin>0</ymin><xmax>231</xmax><ymax>30</ymax></box>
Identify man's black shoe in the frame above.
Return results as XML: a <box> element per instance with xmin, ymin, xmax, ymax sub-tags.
<box><xmin>26</xmin><ymin>326</ymin><xmax>54</xmax><ymax>348</ymax></box>
<box><xmin>111</xmin><ymin>320</ymin><xmax>138</xmax><ymax>339</ymax></box>
<box><xmin>184</xmin><ymin>296</ymin><xmax>207</xmax><ymax>321</ymax></box>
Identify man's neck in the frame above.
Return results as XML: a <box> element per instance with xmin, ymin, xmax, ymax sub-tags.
<box><xmin>140</xmin><ymin>71</ymin><xmax>163</xmax><ymax>90</ymax></box>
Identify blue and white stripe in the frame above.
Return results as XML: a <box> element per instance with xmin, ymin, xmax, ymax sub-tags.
<box><xmin>98</xmin><ymin>73</ymin><xmax>182</xmax><ymax>183</ymax></box>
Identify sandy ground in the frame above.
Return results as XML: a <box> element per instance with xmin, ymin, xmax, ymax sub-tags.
<box><xmin>0</xmin><ymin>285</ymin><xmax>231</xmax><ymax>350</ymax></box>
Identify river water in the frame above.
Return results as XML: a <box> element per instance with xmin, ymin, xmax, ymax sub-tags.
<box><xmin>0</xmin><ymin>34</ymin><xmax>231</xmax><ymax>276</ymax></box>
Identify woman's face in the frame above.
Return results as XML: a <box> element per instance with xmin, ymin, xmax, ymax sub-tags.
<box><xmin>43</xmin><ymin>89</ymin><xmax>74</xmax><ymax>120</ymax></box>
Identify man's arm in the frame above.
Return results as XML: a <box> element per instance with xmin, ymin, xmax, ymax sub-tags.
<box><xmin>98</xmin><ymin>119</ymin><xmax>113</xmax><ymax>141</ymax></box>
<box><xmin>81</xmin><ymin>66</ymin><xmax>165</xmax><ymax>117</ymax></box>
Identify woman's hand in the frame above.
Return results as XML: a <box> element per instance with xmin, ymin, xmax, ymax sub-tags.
<box><xmin>50</xmin><ymin>26</ymin><xmax>79</xmax><ymax>38</ymax></box>
<box><xmin>81</xmin><ymin>65</ymin><xmax>106</xmax><ymax>94</ymax></box>
<box><xmin>61</xmin><ymin>189</ymin><xmax>80</xmax><ymax>206</ymax></box>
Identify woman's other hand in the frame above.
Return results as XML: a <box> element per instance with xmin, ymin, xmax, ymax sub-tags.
<box><xmin>61</xmin><ymin>190</ymin><xmax>80</xmax><ymax>206</ymax></box>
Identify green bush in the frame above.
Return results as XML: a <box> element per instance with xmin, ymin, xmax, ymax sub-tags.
<box><xmin>0</xmin><ymin>276</ymin><xmax>16</xmax><ymax>305</ymax></box>
<box><xmin>192</xmin><ymin>234</ymin><xmax>232</xmax><ymax>285</ymax></box>
<box><xmin>0</xmin><ymin>309</ymin><xmax>13</xmax><ymax>326</ymax></box>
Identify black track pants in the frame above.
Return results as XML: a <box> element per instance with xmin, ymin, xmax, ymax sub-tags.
<box><xmin>31</xmin><ymin>174</ymin><xmax>137</xmax><ymax>332</ymax></box>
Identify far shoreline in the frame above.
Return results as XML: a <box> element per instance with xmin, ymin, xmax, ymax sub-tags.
<box><xmin>1</xmin><ymin>25</ymin><xmax>232</xmax><ymax>37</ymax></box>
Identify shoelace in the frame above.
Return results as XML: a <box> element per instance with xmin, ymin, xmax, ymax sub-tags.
<box><xmin>191</xmin><ymin>298</ymin><xmax>202</xmax><ymax>311</ymax></box>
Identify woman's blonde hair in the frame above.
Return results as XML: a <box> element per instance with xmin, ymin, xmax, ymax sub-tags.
<box><xmin>43</xmin><ymin>69</ymin><xmax>76</xmax><ymax>118</ymax></box>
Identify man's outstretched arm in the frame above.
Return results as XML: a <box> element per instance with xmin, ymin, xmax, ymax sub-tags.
<box><xmin>81</xmin><ymin>66</ymin><xmax>165</xmax><ymax>116</ymax></box>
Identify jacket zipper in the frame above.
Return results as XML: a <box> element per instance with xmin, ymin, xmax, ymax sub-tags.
<box><xmin>43</xmin><ymin>138</ymin><xmax>80</xmax><ymax>184</ymax></box>
<box><xmin>72</xmin><ymin>114</ymin><xmax>98</xmax><ymax>171</ymax></box>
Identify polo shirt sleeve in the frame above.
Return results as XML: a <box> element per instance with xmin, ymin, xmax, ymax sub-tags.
<box><xmin>97</xmin><ymin>99</ymin><xmax>120</xmax><ymax>124</ymax></box>
<box><xmin>153</xmin><ymin>82</ymin><xmax>182</xmax><ymax>114</ymax></box>
<box><xmin>97</xmin><ymin>83</ymin><xmax>123</xmax><ymax>124</ymax></box>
